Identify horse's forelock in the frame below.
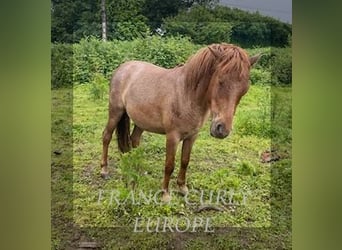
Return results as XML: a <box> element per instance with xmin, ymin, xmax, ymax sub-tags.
<box><xmin>185</xmin><ymin>47</ymin><xmax>216</xmax><ymax>86</ymax></box>
<box><xmin>184</xmin><ymin>44</ymin><xmax>250</xmax><ymax>97</ymax></box>
<box><xmin>217</xmin><ymin>45</ymin><xmax>250</xmax><ymax>80</ymax></box>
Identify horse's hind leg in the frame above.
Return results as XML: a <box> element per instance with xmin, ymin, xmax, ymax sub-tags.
<box><xmin>101</xmin><ymin>107</ymin><xmax>124</xmax><ymax>178</ymax></box>
<box><xmin>131</xmin><ymin>125</ymin><xmax>144</xmax><ymax>148</ymax></box>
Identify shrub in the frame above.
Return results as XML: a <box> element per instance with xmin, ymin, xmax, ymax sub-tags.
<box><xmin>52</xmin><ymin>36</ymin><xmax>200</xmax><ymax>87</ymax></box>
<box><xmin>162</xmin><ymin>5</ymin><xmax>291</xmax><ymax>47</ymax></box>
<box><xmin>119</xmin><ymin>147</ymin><xmax>146</xmax><ymax>190</ymax></box>
<box><xmin>232</xmin><ymin>22</ymin><xmax>271</xmax><ymax>48</ymax></box>
<box><xmin>247</xmin><ymin>47</ymin><xmax>272</xmax><ymax>70</ymax></box>
<box><xmin>89</xmin><ymin>73</ymin><xmax>108</xmax><ymax>101</ymax></box>
<box><xmin>250</xmin><ymin>68</ymin><xmax>272</xmax><ymax>85</ymax></box>
<box><xmin>163</xmin><ymin>21</ymin><xmax>233</xmax><ymax>45</ymax></box>
<box><xmin>73</xmin><ymin>37</ymin><xmax>125</xmax><ymax>84</ymax></box>
<box><xmin>112</xmin><ymin>21</ymin><xmax>151</xmax><ymax>41</ymax></box>
<box><xmin>51</xmin><ymin>43</ymin><xmax>73</xmax><ymax>88</ymax></box>
<box><xmin>133</xmin><ymin>36</ymin><xmax>200</xmax><ymax>68</ymax></box>
<box><xmin>247</xmin><ymin>47</ymin><xmax>292</xmax><ymax>85</ymax></box>
<box><xmin>51</xmin><ymin>36</ymin><xmax>290</xmax><ymax>89</ymax></box>
<box><xmin>270</xmin><ymin>47</ymin><xmax>292</xmax><ymax>84</ymax></box>
<box><xmin>237</xmin><ymin>161</ymin><xmax>256</xmax><ymax>176</ymax></box>
<box><xmin>162</xmin><ymin>5</ymin><xmax>233</xmax><ymax>45</ymax></box>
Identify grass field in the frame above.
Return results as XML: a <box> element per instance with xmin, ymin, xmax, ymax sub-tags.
<box><xmin>52</xmin><ymin>83</ymin><xmax>291</xmax><ymax>249</ymax></box>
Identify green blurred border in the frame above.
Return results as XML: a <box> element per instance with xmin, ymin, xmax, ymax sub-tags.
<box><xmin>293</xmin><ymin>1</ymin><xmax>342</xmax><ymax>250</ymax></box>
<box><xmin>0</xmin><ymin>1</ymin><xmax>51</xmax><ymax>249</ymax></box>
<box><xmin>6</xmin><ymin>0</ymin><xmax>342</xmax><ymax>249</ymax></box>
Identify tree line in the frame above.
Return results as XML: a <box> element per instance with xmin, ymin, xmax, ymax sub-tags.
<box><xmin>51</xmin><ymin>0</ymin><xmax>291</xmax><ymax>47</ymax></box>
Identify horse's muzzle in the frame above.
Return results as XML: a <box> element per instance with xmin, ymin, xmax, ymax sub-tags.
<box><xmin>210</xmin><ymin>122</ymin><xmax>230</xmax><ymax>139</ymax></box>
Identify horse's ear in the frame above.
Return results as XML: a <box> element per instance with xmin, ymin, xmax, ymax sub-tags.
<box><xmin>249</xmin><ymin>53</ymin><xmax>262</xmax><ymax>67</ymax></box>
<box><xmin>208</xmin><ymin>46</ymin><xmax>221</xmax><ymax>59</ymax></box>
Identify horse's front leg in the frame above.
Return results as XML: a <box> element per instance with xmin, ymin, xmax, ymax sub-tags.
<box><xmin>161</xmin><ymin>133</ymin><xmax>180</xmax><ymax>203</ymax></box>
<box><xmin>177</xmin><ymin>134</ymin><xmax>197</xmax><ymax>195</ymax></box>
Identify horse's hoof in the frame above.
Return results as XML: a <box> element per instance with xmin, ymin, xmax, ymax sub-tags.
<box><xmin>178</xmin><ymin>185</ymin><xmax>189</xmax><ymax>196</ymax></box>
<box><xmin>100</xmin><ymin>171</ymin><xmax>110</xmax><ymax>180</ymax></box>
<box><xmin>161</xmin><ymin>192</ymin><xmax>171</xmax><ymax>203</ymax></box>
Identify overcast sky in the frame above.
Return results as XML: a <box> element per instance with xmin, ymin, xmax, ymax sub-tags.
<box><xmin>219</xmin><ymin>0</ymin><xmax>292</xmax><ymax>23</ymax></box>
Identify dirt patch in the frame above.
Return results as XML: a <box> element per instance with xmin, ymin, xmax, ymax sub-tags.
<box><xmin>260</xmin><ymin>150</ymin><xmax>280</xmax><ymax>163</ymax></box>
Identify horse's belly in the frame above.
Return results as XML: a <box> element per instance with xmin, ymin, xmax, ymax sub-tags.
<box><xmin>134</xmin><ymin>119</ymin><xmax>166</xmax><ymax>134</ymax></box>
<box><xmin>126</xmin><ymin>106</ymin><xmax>166</xmax><ymax>134</ymax></box>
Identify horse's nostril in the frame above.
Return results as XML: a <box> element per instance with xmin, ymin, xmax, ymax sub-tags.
<box><xmin>216</xmin><ymin>123</ymin><xmax>223</xmax><ymax>134</ymax></box>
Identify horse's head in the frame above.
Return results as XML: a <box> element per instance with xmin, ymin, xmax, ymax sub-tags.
<box><xmin>207</xmin><ymin>45</ymin><xmax>261</xmax><ymax>139</ymax></box>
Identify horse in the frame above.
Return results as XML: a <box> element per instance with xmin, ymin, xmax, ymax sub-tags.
<box><xmin>100</xmin><ymin>43</ymin><xmax>260</xmax><ymax>202</ymax></box>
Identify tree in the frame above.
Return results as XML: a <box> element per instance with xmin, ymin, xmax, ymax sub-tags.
<box><xmin>101</xmin><ymin>0</ymin><xmax>107</xmax><ymax>41</ymax></box>
<box><xmin>51</xmin><ymin>0</ymin><xmax>79</xmax><ymax>43</ymax></box>
<box><xmin>51</xmin><ymin>0</ymin><xmax>291</xmax><ymax>47</ymax></box>
<box><xmin>163</xmin><ymin>5</ymin><xmax>232</xmax><ymax>44</ymax></box>
<box><xmin>106</xmin><ymin>0</ymin><xmax>149</xmax><ymax>40</ymax></box>
<box><xmin>163</xmin><ymin>4</ymin><xmax>291</xmax><ymax>47</ymax></box>
<box><xmin>232</xmin><ymin>22</ymin><xmax>271</xmax><ymax>47</ymax></box>
<box><xmin>51</xmin><ymin>0</ymin><xmax>148</xmax><ymax>43</ymax></box>
<box><xmin>51</xmin><ymin>0</ymin><xmax>101</xmax><ymax>43</ymax></box>
<box><xmin>143</xmin><ymin>0</ymin><xmax>218</xmax><ymax>29</ymax></box>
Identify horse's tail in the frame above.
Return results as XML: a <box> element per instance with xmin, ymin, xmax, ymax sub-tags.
<box><xmin>116</xmin><ymin>112</ymin><xmax>131</xmax><ymax>153</ymax></box>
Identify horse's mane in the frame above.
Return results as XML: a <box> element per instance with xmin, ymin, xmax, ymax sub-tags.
<box><xmin>184</xmin><ymin>43</ymin><xmax>250</xmax><ymax>96</ymax></box>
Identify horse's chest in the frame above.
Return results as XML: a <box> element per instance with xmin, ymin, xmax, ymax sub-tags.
<box><xmin>173</xmin><ymin>109</ymin><xmax>210</xmax><ymax>138</ymax></box>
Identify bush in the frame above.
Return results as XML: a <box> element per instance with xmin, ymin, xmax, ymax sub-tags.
<box><xmin>250</xmin><ymin>68</ymin><xmax>272</xmax><ymax>85</ymax></box>
<box><xmin>163</xmin><ymin>21</ymin><xmax>233</xmax><ymax>45</ymax></box>
<box><xmin>133</xmin><ymin>36</ymin><xmax>200</xmax><ymax>68</ymax></box>
<box><xmin>52</xmin><ymin>36</ymin><xmax>200</xmax><ymax>87</ymax></box>
<box><xmin>89</xmin><ymin>73</ymin><xmax>108</xmax><ymax>101</ymax></box>
<box><xmin>247</xmin><ymin>47</ymin><xmax>292</xmax><ymax>85</ymax></box>
<box><xmin>237</xmin><ymin>161</ymin><xmax>256</xmax><ymax>176</ymax></box>
<box><xmin>162</xmin><ymin>5</ymin><xmax>233</xmax><ymax>45</ymax></box>
<box><xmin>162</xmin><ymin>5</ymin><xmax>291</xmax><ymax>47</ymax></box>
<box><xmin>112</xmin><ymin>21</ymin><xmax>151</xmax><ymax>41</ymax></box>
<box><xmin>232</xmin><ymin>22</ymin><xmax>271</xmax><ymax>48</ymax></box>
<box><xmin>72</xmin><ymin>37</ymin><xmax>126</xmax><ymax>84</ymax></box>
<box><xmin>119</xmin><ymin>147</ymin><xmax>146</xmax><ymax>190</ymax></box>
<box><xmin>51</xmin><ymin>36</ymin><xmax>291</xmax><ymax>88</ymax></box>
<box><xmin>51</xmin><ymin>43</ymin><xmax>73</xmax><ymax>88</ymax></box>
<box><xmin>270</xmin><ymin>47</ymin><xmax>292</xmax><ymax>84</ymax></box>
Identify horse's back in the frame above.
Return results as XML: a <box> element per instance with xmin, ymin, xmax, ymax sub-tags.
<box><xmin>112</xmin><ymin>60</ymin><xmax>166</xmax><ymax>82</ymax></box>
<box><xmin>109</xmin><ymin>60</ymin><xmax>184</xmax><ymax>134</ymax></box>
<box><xmin>111</xmin><ymin>60</ymin><xmax>171</xmax><ymax>97</ymax></box>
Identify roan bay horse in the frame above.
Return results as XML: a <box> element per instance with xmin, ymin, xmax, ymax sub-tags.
<box><xmin>101</xmin><ymin>43</ymin><xmax>260</xmax><ymax>202</ymax></box>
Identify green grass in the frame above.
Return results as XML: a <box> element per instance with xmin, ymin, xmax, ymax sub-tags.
<box><xmin>72</xmin><ymin>83</ymin><xmax>272</xmax><ymax>229</ymax></box>
<box><xmin>51</xmin><ymin>88</ymin><xmax>73</xmax><ymax>249</ymax></box>
<box><xmin>52</xmin><ymin>83</ymin><xmax>291</xmax><ymax>249</ymax></box>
